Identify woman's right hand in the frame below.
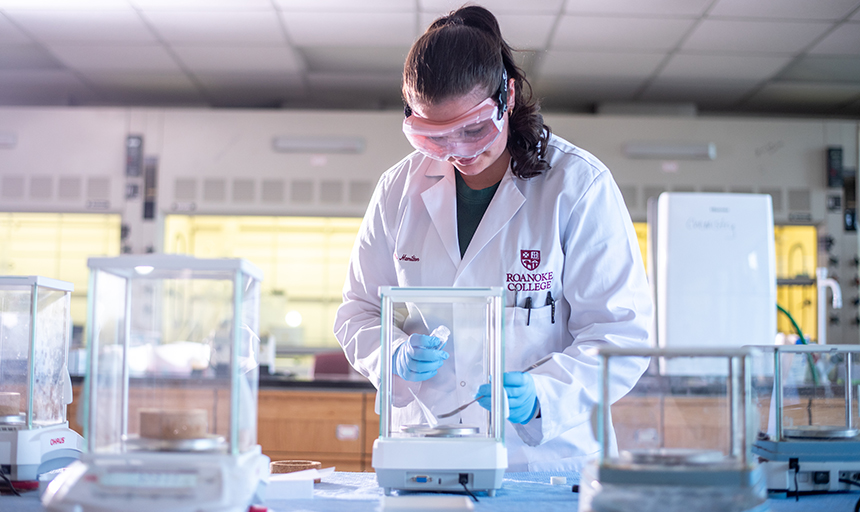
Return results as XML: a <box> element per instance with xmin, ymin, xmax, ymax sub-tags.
<box><xmin>393</xmin><ymin>333</ymin><xmax>449</xmax><ymax>381</ymax></box>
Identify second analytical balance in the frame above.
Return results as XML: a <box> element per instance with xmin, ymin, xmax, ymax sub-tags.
<box><xmin>373</xmin><ymin>287</ymin><xmax>507</xmax><ymax>496</ymax></box>
<box><xmin>41</xmin><ymin>255</ymin><xmax>269</xmax><ymax>512</ymax></box>
<box><xmin>752</xmin><ymin>344</ymin><xmax>860</xmax><ymax>496</ymax></box>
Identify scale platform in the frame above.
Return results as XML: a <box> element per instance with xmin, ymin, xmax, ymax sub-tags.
<box><xmin>753</xmin><ymin>427</ymin><xmax>860</xmax><ymax>494</ymax></box>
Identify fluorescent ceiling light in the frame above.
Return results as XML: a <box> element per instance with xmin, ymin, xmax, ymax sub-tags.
<box><xmin>622</xmin><ymin>141</ymin><xmax>716</xmax><ymax>160</ymax></box>
<box><xmin>272</xmin><ymin>136</ymin><xmax>365</xmax><ymax>154</ymax></box>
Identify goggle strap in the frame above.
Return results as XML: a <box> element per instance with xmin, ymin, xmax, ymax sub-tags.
<box><xmin>403</xmin><ymin>68</ymin><xmax>508</xmax><ymax>121</ymax></box>
<box><xmin>496</xmin><ymin>68</ymin><xmax>508</xmax><ymax>121</ymax></box>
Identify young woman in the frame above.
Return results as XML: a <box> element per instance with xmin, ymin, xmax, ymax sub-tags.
<box><xmin>334</xmin><ymin>5</ymin><xmax>652</xmax><ymax>472</ymax></box>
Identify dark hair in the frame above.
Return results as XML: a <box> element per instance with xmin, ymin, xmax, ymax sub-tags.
<box><xmin>402</xmin><ymin>5</ymin><xmax>552</xmax><ymax>179</ymax></box>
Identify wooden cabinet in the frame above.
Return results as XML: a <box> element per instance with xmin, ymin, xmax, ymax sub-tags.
<box><xmin>257</xmin><ymin>389</ymin><xmax>378</xmax><ymax>472</ymax></box>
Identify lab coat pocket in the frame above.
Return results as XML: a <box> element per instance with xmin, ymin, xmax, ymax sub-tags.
<box><xmin>504</xmin><ymin>305</ymin><xmax>562</xmax><ymax>373</ymax></box>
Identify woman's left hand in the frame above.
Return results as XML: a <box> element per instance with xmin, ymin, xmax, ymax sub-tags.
<box><xmin>476</xmin><ymin>371</ymin><xmax>539</xmax><ymax>424</ymax></box>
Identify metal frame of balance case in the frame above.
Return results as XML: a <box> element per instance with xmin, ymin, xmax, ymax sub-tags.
<box><xmin>752</xmin><ymin>344</ymin><xmax>860</xmax><ymax>495</ymax></box>
<box><xmin>373</xmin><ymin>287</ymin><xmax>507</xmax><ymax>496</ymax></box>
<box><xmin>579</xmin><ymin>347</ymin><xmax>769</xmax><ymax>512</ymax></box>
<box><xmin>42</xmin><ymin>255</ymin><xmax>270</xmax><ymax>512</ymax></box>
<box><xmin>0</xmin><ymin>275</ymin><xmax>83</xmax><ymax>483</ymax></box>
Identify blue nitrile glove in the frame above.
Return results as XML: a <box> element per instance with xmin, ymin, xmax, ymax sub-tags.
<box><xmin>476</xmin><ymin>371</ymin><xmax>539</xmax><ymax>424</ymax></box>
<box><xmin>393</xmin><ymin>333</ymin><xmax>449</xmax><ymax>382</ymax></box>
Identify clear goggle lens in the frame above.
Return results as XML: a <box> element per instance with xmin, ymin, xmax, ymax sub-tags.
<box><xmin>402</xmin><ymin>98</ymin><xmax>504</xmax><ymax>161</ymax></box>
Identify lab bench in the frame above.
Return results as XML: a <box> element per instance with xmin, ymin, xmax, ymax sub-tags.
<box><xmin>2</xmin><ymin>471</ymin><xmax>854</xmax><ymax>511</ymax></box>
<box><xmin>68</xmin><ymin>376</ymin><xmax>379</xmax><ymax>472</ymax></box>
<box><xmin>68</xmin><ymin>375</ymin><xmax>851</xmax><ymax>473</ymax></box>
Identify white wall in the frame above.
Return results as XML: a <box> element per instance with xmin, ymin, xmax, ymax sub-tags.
<box><xmin>2</xmin><ymin>107</ymin><xmax>856</xmax><ymax>223</ymax></box>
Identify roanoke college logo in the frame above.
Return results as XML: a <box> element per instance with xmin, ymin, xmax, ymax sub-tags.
<box><xmin>521</xmin><ymin>250</ymin><xmax>540</xmax><ymax>271</ymax></box>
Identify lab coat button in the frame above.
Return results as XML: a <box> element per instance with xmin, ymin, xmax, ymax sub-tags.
<box><xmin>460</xmin><ymin>381</ymin><xmax>466</xmax><ymax>387</ymax></box>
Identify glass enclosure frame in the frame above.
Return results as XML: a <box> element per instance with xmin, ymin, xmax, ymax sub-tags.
<box><xmin>0</xmin><ymin>275</ymin><xmax>73</xmax><ymax>429</ymax></box>
<box><xmin>83</xmin><ymin>255</ymin><xmax>262</xmax><ymax>457</ymax></box>
<box><xmin>766</xmin><ymin>344</ymin><xmax>859</xmax><ymax>441</ymax></box>
<box><xmin>378</xmin><ymin>286</ymin><xmax>504</xmax><ymax>442</ymax></box>
<box><xmin>597</xmin><ymin>347</ymin><xmax>756</xmax><ymax>468</ymax></box>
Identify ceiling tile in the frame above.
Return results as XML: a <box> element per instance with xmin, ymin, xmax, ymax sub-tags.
<box><xmin>142</xmin><ymin>11</ymin><xmax>284</xmax><ymax>44</ymax></box>
<box><xmin>565</xmin><ymin>0</ymin><xmax>712</xmax><ymax>17</ymax></box>
<box><xmin>658</xmin><ymin>53</ymin><xmax>793</xmax><ymax>81</ymax></box>
<box><xmin>305</xmin><ymin>71</ymin><xmax>403</xmax><ymax>108</ymax></box>
<box><xmin>131</xmin><ymin>0</ymin><xmax>272</xmax><ymax>10</ymax></box>
<box><xmin>0</xmin><ymin>0</ymin><xmax>130</xmax><ymax>9</ymax></box>
<box><xmin>682</xmin><ymin>19</ymin><xmax>832</xmax><ymax>54</ymax></box>
<box><xmin>844</xmin><ymin>96</ymin><xmax>860</xmax><ymax>114</ymax></box>
<box><xmin>173</xmin><ymin>46</ymin><xmax>304</xmax><ymax>74</ymax></box>
<box><xmin>420</xmin><ymin>0</ymin><xmax>565</xmax><ymax>15</ymax></box>
<box><xmin>282</xmin><ymin>12</ymin><xmax>415</xmax><ymax>46</ymax></box>
<box><xmin>535</xmin><ymin>51</ymin><xmax>665</xmax><ymax>79</ymax></box>
<box><xmin>493</xmin><ymin>14</ymin><xmax>556</xmax><ymax>49</ymax></box>
<box><xmin>302</xmin><ymin>46</ymin><xmax>407</xmax><ymax>73</ymax></box>
<box><xmin>534</xmin><ymin>76</ymin><xmax>644</xmax><ymax>109</ymax></box>
<box><xmin>744</xmin><ymin>81</ymin><xmax>860</xmax><ymax>110</ymax></box>
<box><xmin>196</xmin><ymin>72</ymin><xmax>307</xmax><ymax>107</ymax></box>
<box><xmin>0</xmin><ymin>45</ymin><xmax>63</xmax><ymax>70</ymax></box>
<box><xmin>79</xmin><ymin>70</ymin><xmax>198</xmax><ymax>90</ymax></box>
<box><xmin>709</xmin><ymin>0</ymin><xmax>860</xmax><ymax>21</ymax></box>
<box><xmin>0</xmin><ymin>69</ymin><xmax>97</xmax><ymax>105</ymax></box>
<box><xmin>0</xmin><ymin>13</ymin><xmax>36</xmax><ymax>44</ymax></box>
<box><xmin>778</xmin><ymin>55</ymin><xmax>860</xmax><ymax>82</ymax></box>
<box><xmin>639</xmin><ymin>78</ymin><xmax>758</xmax><ymax>106</ymax></box>
<box><xmin>809</xmin><ymin>22</ymin><xmax>860</xmax><ymax>55</ymax></box>
<box><xmin>552</xmin><ymin>16</ymin><xmax>695</xmax><ymax>51</ymax></box>
<box><xmin>275</xmin><ymin>0</ymin><xmax>413</xmax><ymax>12</ymax></box>
<box><xmin>3</xmin><ymin>9</ymin><xmax>158</xmax><ymax>43</ymax></box>
<box><xmin>307</xmin><ymin>71</ymin><xmax>402</xmax><ymax>90</ymax></box>
<box><xmin>194</xmin><ymin>71</ymin><xmax>305</xmax><ymax>89</ymax></box>
<box><xmin>416</xmin><ymin>13</ymin><xmax>556</xmax><ymax>49</ymax></box>
<box><xmin>46</xmin><ymin>45</ymin><xmax>180</xmax><ymax>72</ymax></box>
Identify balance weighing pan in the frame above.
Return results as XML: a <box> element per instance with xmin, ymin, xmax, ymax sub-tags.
<box><xmin>400</xmin><ymin>424</ymin><xmax>480</xmax><ymax>437</ymax></box>
<box><xmin>619</xmin><ymin>448</ymin><xmax>726</xmax><ymax>466</ymax></box>
<box><xmin>123</xmin><ymin>434</ymin><xmax>227</xmax><ymax>452</ymax></box>
<box><xmin>783</xmin><ymin>425</ymin><xmax>860</xmax><ymax>439</ymax></box>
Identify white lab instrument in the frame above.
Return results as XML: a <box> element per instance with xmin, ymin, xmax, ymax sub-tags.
<box><xmin>42</xmin><ymin>255</ymin><xmax>269</xmax><ymax>512</ymax></box>
<box><xmin>579</xmin><ymin>347</ymin><xmax>769</xmax><ymax>512</ymax></box>
<box><xmin>0</xmin><ymin>276</ymin><xmax>83</xmax><ymax>484</ymax></box>
<box><xmin>752</xmin><ymin>344</ymin><xmax>860</xmax><ymax>496</ymax></box>
<box><xmin>373</xmin><ymin>287</ymin><xmax>507</xmax><ymax>497</ymax></box>
<box><xmin>649</xmin><ymin>193</ymin><xmax>776</xmax><ymax>375</ymax></box>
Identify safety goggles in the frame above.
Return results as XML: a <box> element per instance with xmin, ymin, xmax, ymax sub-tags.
<box><xmin>402</xmin><ymin>96</ymin><xmax>506</xmax><ymax>162</ymax></box>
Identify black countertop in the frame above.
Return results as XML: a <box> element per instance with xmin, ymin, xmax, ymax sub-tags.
<box><xmin>70</xmin><ymin>373</ymin><xmax>376</xmax><ymax>391</ymax></box>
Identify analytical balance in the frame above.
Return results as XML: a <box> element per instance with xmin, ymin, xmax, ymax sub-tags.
<box><xmin>42</xmin><ymin>255</ymin><xmax>269</xmax><ymax>512</ymax></box>
<box><xmin>751</xmin><ymin>344</ymin><xmax>860</xmax><ymax>496</ymax></box>
<box><xmin>579</xmin><ymin>347</ymin><xmax>769</xmax><ymax>512</ymax></box>
<box><xmin>0</xmin><ymin>276</ymin><xmax>83</xmax><ymax>485</ymax></box>
<box><xmin>373</xmin><ymin>287</ymin><xmax>507</xmax><ymax>497</ymax></box>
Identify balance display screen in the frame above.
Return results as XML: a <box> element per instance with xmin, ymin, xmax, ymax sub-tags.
<box><xmin>101</xmin><ymin>472</ymin><xmax>198</xmax><ymax>489</ymax></box>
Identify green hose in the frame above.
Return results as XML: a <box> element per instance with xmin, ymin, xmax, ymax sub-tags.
<box><xmin>776</xmin><ymin>304</ymin><xmax>821</xmax><ymax>386</ymax></box>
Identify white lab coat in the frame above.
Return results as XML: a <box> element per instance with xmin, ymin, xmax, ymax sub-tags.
<box><xmin>334</xmin><ymin>134</ymin><xmax>652</xmax><ymax>472</ymax></box>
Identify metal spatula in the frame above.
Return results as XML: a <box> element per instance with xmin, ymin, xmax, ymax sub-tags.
<box><xmin>435</xmin><ymin>356</ymin><xmax>552</xmax><ymax>419</ymax></box>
